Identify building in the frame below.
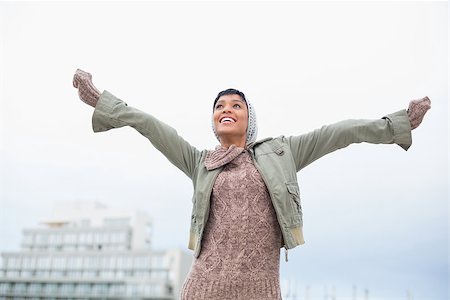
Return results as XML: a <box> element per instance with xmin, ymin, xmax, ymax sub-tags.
<box><xmin>0</xmin><ymin>201</ymin><xmax>192</xmax><ymax>299</ymax></box>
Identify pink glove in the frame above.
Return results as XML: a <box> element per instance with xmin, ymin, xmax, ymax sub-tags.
<box><xmin>407</xmin><ymin>96</ymin><xmax>431</xmax><ymax>130</ymax></box>
<box><xmin>72</xmin><ymin>69</ymin><xmax>101</xmax><ymax>108</ymax></box>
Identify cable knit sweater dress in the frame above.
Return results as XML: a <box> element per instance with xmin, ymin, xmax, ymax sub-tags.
<box><xmin>181</xmin><ymin>145</ymin><xmax>283</xmax><ymax>300</ymax></box>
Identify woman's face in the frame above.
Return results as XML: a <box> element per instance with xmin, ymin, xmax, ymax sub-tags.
<box><xmin>213</xmin><ymin>94</ymin><xmax>249</xmax><ymax>142</ymax></box>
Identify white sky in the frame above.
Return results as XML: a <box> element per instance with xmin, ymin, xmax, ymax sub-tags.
<box><xmin>0</xmin><ymin>1</ymin><xmax>448</xmax><ymax>299</ymax></box>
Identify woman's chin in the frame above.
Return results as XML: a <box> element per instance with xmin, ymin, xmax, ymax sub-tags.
<box><xmin>217</xmin><ymin>128</ymin><xmax>240</xmax><ymax>137</ymax></box>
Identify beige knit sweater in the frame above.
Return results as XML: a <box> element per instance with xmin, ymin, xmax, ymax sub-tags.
<box><xmin>181</xmin><ymin>146</ymin><xmax>283</xmax><ymax>300</ymax></box>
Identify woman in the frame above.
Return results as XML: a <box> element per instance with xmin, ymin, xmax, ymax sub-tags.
<box><xmin>73</xmin><ymin>69</ymin><xmax>431</xmax><ymax>300</ymax></box>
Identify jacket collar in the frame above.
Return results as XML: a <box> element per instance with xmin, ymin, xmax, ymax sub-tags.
<box><xmin>246</xmin><ymin>137</ymin><xmax>273</xmax><ymax>149</ymax></box>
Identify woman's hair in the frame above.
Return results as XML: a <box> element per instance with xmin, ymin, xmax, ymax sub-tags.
<box><xmin>213</xmin><ymin>88</ymin><xmax>247</xmax><ymax>109</ymax></box>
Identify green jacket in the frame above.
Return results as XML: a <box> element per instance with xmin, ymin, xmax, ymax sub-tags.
<box><xmin>92</xmin><ymin>90</ymin><xmax>412</xmax><ymax>258</ymax></box>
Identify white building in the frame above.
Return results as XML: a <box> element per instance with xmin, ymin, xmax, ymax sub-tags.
<box><xmin>0</xmin><ymin>201</ymin><xmax>192</xmax><ymax>299</ymax></box>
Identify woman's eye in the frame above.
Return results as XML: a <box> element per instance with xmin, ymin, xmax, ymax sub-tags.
<box><xmin>233</xmin><ymin>104</ymin><xmax>241</xmax><ymax>108</ymax></box>
<box><xmin>215</xmin><ymin>104</ymin><xmax>223</xmax><ymax>109</ymax></box>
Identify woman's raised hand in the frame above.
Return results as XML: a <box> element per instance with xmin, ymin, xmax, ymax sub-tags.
<box><xmin>407</xmin><ymin>96</ymin><xmax>431</xmax><ymax>130</ymax></box>
<box><xmin>73</xmin><ymin>69</ymin><xmax>101</xmax><ymax>108</ymax></box>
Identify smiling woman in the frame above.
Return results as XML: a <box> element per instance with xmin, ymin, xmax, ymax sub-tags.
<box><xmin>73</xmin><ymin>68</ymin><xmax>431</xmax><ymax>300</ymax></box>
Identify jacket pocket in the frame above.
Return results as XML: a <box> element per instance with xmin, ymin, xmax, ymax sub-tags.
<box><xmin>286</xmin><ymin>182</ymin><xmax>302</xmax><ymax>214</ymax></box>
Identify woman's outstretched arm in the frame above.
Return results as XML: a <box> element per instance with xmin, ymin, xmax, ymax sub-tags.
<box><xmin>287</xmin><ymin>97</ymin><xmax>431</xmax><ymax>172</ymax></box>
<box><xmin>73</xmin><ymin>69</ymin><xmax>202</xmax><ymax>179</ymax></box>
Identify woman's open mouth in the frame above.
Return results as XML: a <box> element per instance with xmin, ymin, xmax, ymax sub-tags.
<box><xmin>220</xmin><ymin>116</ymin><xmax>236</xmax><ymax>123</ymax></box>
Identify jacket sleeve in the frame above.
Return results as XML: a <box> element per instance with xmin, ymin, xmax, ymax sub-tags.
<box><xmin>287</xmin><ymin>109</ymin><xmax>412</xmax><ymax>172</ymax></box>
<box><xmin>91</xmin><ymin>90</ymin><xmax>202</xmax><ymax>179</ymax></box>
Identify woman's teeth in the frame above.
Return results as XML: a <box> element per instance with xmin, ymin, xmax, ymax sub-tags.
<box><xmin>221</xmin><ymin>118</ymin><xmax>235</xmax><ymax>123</ymax></box>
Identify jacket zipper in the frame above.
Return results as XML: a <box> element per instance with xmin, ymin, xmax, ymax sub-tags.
<box><xmin>249</xmin><ymin>150</ymin><xmax>290</xmax><ymax>262</ymax></box>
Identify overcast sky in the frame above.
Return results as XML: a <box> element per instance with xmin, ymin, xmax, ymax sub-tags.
<box><xmin>0</xmin><ymin>1</ymin><xmax>448</xmax><ymax>299</ymax></box>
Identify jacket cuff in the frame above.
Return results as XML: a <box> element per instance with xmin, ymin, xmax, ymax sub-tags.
<box><xmin>382</xmin><ymin>109</ymin><xmax>412</xmax><ymax>151</ymax></box>
<box><xmin>92</xmin><ymin>90</ymin><xmax>124</xmax><ymax>132</ymax></box>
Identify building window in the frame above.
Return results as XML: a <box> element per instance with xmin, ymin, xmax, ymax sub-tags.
<box><xmin>118</xmin><ymin>232</ymin><xmax>127</xmax><ymax>243</ymax></box>
<box><xmin>134</xmin><ymin>270</ymin><xmax>150</xmax><ymax>278</ymax></box>
<box><xmin>13</xmin><ymin>283</ymin><xmax>27</xmax><ymax>294</ymax></box>
<box><xmin>28</xmin><ymin>283</ymin><xmax>42</xmax><ymax>294</ymax></box>
<box><xmin>52</xmin><ymin>256</ymin><xmax>66</xmax><ymax>270</ymax></box>
<box><xmin>101</xmin><ymin>232</ymin><xmax>110</xmax><ymax>243</ymax></box>
<box><xmin>65</xmin><ymin>245</ymin><xmax>77</xmax><ymax>251</ymax></box>
<box><xmin>6</xmin><ymin>270</ymin><xmax>20</xmax><ymax>278</ymax></box>
<box><xmin>110</xmin><ymin>234</ymin><xmax>128</xmax><ymax>248</ymax></box>
<box><xmin>21</xmin><ymin>270</ymin><xmax>33</xmax><ymax>278</ymax></box>
<box><xmin>105</xmin><ymin>255</ymin><xmax>117</xmax><ymax>269</ymax></box>
<box><xmin>116</xmin><ymin>255</ymin><xmax>126</xmax><ymax>268</ymax></box>
<box><xmin>93</xmin><ymin>232</ymin><xmax>101</xmax><ymax>244</ymax></box>
<box><xmin>22</xmin><ymin>256</ymin><xmax>32</xmax><ymax>269</ymax></box>
<box><xmin>86</xmin><ymin>232</ymin><xmax>93</xmax><ymax>244</ymax></box>
<box><xmin>64</xmin><ymin>233</ymin><xmax>77</xmax><ymax>244</ymax></box>
<box><xmin>50</xmin><ymin>270</ymin><xmax>63</xmax><ymax>278</ymax></box>
<box><xmin>83</xmin><ymin>256</ymin><xmax>99</xmax><ymax>269</ymax></box>
<box><xmin>82</xmin><ymin>270</ymin><xmax>96</xmax><ymax>279</ymax></box>
<box><xmin>134</xmin><ymin>255</ymin><xmax>151</xmax><ymax>269</ymax></box>
<box><xmin>66</xmin><ymin>256</ymin><xmax>74</xmax><ymax>269</ymax></box>
<box><xmin>35</xmin><ymin>270</ymin><xmax>49</xmax><ymax>277</ymax></box>
<box><xmin>74</xmin><ymin>256</ymin><xmax>83</xmax><ymax>269</ymax></box>
<box><xmin>3</xmin><ymin>257</ymin><xmax>10</xmax><ymax>268</ymax></box>
<box><xmin>48</xmin><ymin>233</ymin><xmax>56</xmax><ymax>245</ymax></box>
<box><xmin>35</xmin><ymin>233</ymin><xmax>47</xmax><ymax>245</ymax></box>
<box><xmin>143</xmin><ymin>284</ymin><xmax>162</xmax><ymax>296</ymax></box>
<box><xmin>109</xmin><ymin>284</ymin><xmax>124</xmax><ymax>296</ymax></box>
<box><xmin>124</xmin><ymin>256</ymin><xmax>133</xmax><ymax>269</ymax></box>
<box><xmin>115</xmin><ymin>270</ymin><xmax>125</xmax><ymax>278</ymax></box>
<box><xmin>0</xmin><ymin>283</ymin><xmax>11</xmax><ymax>294</ymax></box>
<box><xmin>151</xmin><ymin>255</ymin><xmax>165</xmax><ymax>268</ymax></box>
<box><xmin>60</xmin><ymin>283</ymin><xmax>75</xmax><ymax>295</ymax></box>
<box><xmin>37</xmin><ymin>256</ymin><xmax>50</xmax><ymax>269</ymax></box>
<box><xmin>29</xmin><ymin>256</ymin><xmax>37</xmax><ymax>269</ymax></box>
<box><xmin>99</xmin><ymin>270</ymin><xmax>115</xmax><ymax>278</ymax></box>
<box><xmin>126</xmin><ymin>284</ymin><xmax>140</xmax><ymax>297</ymax></box>
<box><xmin>92</xmin><ymin>284</ymin><xmax>108</xmax><ymax>296</ymax></box>
<box><xmin>99</xmin><ymin>255</ymin><xmax>108</xmax><ymax>269</ymax></box>
<box><xmin>9</xmin><ymin>256</ymin><xmax>22</xmax><ymax>268</ymax></box>
<box><xmin>43</xmin><ymin>283</ymin><xmax>58</xmax><ymax>295</ymax></box>
<box><xmin>78</xmin><ymin>232</ymin><xmax>86</xmax><ymax>243</ymax></box>
<box><xmin>55</xmin><ymin>233</ymin><xmax>63</xmax><ymax>245</ymax></box>
<box><xmin>75</xmin><ymin>283</ymin><xmax>91</xmax><ymax>295</ymax></box>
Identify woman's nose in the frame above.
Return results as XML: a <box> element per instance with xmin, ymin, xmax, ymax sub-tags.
<box><xmin>222</xmin><ymin>105</ymin><xmax>232</xmax><ymax>113</ymax></box>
